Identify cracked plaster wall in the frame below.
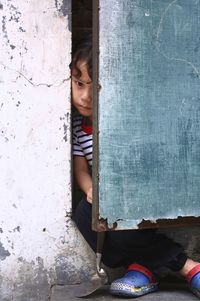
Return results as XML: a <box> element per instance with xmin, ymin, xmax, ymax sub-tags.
<box><xmin>0</xmin><ymin>1</ymin><xmax>95</xmax><ymax>300</ymax></box>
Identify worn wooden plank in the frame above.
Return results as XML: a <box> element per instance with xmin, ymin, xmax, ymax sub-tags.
<box><xmin>95</xmin><ymin>0</ymin><xmax>200</xmax><ymax>229</ymax></box>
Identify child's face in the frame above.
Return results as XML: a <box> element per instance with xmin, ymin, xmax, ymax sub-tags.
<box><xmin>72</xmin><ymin>61</ymin><xmax>93</xmax><ymax>118</ymax></box>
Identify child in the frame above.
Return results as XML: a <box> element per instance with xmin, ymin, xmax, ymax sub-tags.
<box><xmin>71</xmin><ymin>35</ymin><xmax>200</xmax><ymax>298</ymax></box>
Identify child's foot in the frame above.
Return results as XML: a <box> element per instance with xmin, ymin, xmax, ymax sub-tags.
<box><xmin>179</xmin><ymin>258</ymin><xmax>200</xmax><ymax>298</ymax></box>
<box><xmin>110</xmin><ymin>263</ymin><xmax>159</xmax><ymax>297</ymax></box>
<box><xmin>187</xmin><ymin>264</ymin><xmax>200</xmax><ymax>298</ymax></box>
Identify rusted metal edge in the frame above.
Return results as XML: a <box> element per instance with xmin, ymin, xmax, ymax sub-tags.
<box><xmin>93</xmin><ymin>215</ymin><xmax>200</xmax><ymax>231</ymax></box>
<box><xmin>137</xmin><ymin>216</ymin><xmax>200</xmax><ymax>229</ymax></box>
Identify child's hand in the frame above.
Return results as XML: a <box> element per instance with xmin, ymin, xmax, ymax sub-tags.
<box><xmin>86</xmin><ymin>186</ymin><xmax>93</xmax><ymax>204</ymax></box>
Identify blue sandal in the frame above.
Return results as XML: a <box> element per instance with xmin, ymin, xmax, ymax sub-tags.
<box><xmin>187</xmin><ymin>264</ymin><xmax>200</xmax><ymax>298</ymax></box>
<box><xmin>110</xmin><ymin>263</ymin><xmax>159</xmax><ymax>297</ymax></box>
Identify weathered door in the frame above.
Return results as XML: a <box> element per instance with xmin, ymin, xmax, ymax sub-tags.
<box><xmin>93</xmin><ymin>0</ymin><xmax>200</xmax><ymax>230</ymax></box>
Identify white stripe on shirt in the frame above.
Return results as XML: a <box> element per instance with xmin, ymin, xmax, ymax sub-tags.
<box><xmin>73</xmin><ymin>116</ymin><xmax>93</xmax><ymax>166</ymax></box>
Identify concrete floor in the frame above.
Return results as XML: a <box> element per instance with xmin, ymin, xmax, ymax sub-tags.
<box><xmin>50</xmin><ymin>284</ymin><xmax>199</xmax><ymax>301</ymax></box>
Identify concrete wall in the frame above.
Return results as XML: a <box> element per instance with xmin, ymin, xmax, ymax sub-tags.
<box><xmin>0</xmin><ymin>1</ymin><xmax>95</xmax><ymax>300</ymax></box>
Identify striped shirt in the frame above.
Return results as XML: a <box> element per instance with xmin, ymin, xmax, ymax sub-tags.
<box><xmin>73</xmin><ymin>115</ymin><xmax>93</xmax><ymax>166</ymax></box>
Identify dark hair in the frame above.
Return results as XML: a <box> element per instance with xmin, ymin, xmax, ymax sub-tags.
<box><xmin>70</xmin><ymin>34</ymin><xmax>92</xmax><ymax>79</ymax></box>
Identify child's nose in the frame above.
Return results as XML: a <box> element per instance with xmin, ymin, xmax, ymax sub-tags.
<box><xmin>82</xmin><ymin>87</ymin><xmax>92</xmax><ymax>103</ymax></box>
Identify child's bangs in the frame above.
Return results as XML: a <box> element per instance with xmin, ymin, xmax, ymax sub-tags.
<box><xmin>71</xmin><ymin>36</ymin><xmax>92</xmax><ymax>79</ymax></box>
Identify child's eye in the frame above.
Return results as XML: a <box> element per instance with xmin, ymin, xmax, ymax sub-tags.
<box><xmin>75</xmin><ymin>80</ymin><xmax>83</xmax><ymax>87</ymax></box>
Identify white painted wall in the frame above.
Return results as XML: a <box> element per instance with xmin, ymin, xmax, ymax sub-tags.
<box><xmin>0</xmin><ymin>1</ymin><xmax>95</xmax><ymax>300</ymax></box>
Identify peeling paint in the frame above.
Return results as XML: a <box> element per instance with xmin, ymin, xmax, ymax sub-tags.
<box><xmin>55</xmin><ymin>0</ymin><xmax>58</xmax><ymax>8</ymax></box>
<box><xmin>13</xmin><ymin>226</ymin><xmax>21</xmax><ymax>233</ymax></box>
<box><xmin>59</xmin><ymin>0</ymin><xmax>71</xmax><ymax>17</ymax></box>
<box><xmin>14</xmin><ymin>257</ymin><xmax>50</xmax><ymax>301</ymax></box>
<box><xmin>63</xmin><ymin>123</ymin><xmax>68</xmax><ymax>142</ymax></box>
<box><xmin>0</xmin><ymin>243</ymin><xmax>10</xmax><ymax>260</ymax></box>
<box><xmin>8</xmin><ymin>4</ymin><xmax>21</xmax><ymax>23</ymax></box>
<box><xmin>1</xmin><ymin>3</ymin><xmax>22</xmax><ymax>49</ymax></box>
<box><xmin>19</xmin><ymin>26</ymin><xmax>25</xmax><ymax>32</ymax></box>
<box><xmin>55</xmin><ymin>0</ymin><xmax>71</xmax><ymax>31</ymax></box>
<box><xmin>62</xmin><ymin>113</ymin><xmax>70</xmax><ymax>142</ymax></box>
<box><xmin>2</xmin><ymin>15</ymin><xmax>9</xmax><ymax>44</ymax></box>
<box><xmin>55</xmin><ymin>254</ymin><xmax>85</xmax><ymax>284</ymax></box>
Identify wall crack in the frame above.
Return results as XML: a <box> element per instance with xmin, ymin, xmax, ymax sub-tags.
<box><xmin>0</xmin><ymin>62</ymin><xmax>70</xmax><ymax>87</ymax></box>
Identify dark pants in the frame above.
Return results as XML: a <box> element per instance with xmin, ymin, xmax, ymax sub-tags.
<box><xmin>74</xmin><ymin>198</ymin><xmax>187</xmax><ymax>272</ymax></box>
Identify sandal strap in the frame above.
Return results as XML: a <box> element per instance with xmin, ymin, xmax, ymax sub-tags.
<box><xmin>187</xmin><ymin>264</ymin><xmax>200</xmax><ymax>283</ymax></box>
<box><xmin>127</xmin><ymin>263</ymin><xmax>157</xmax><ymax>283</ymax></box>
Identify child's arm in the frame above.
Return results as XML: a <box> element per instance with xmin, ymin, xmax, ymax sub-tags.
<box><xmin>74</xmin><ymin>156</ymin><xmax>93</xmax><ymax>203</ymax></box>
